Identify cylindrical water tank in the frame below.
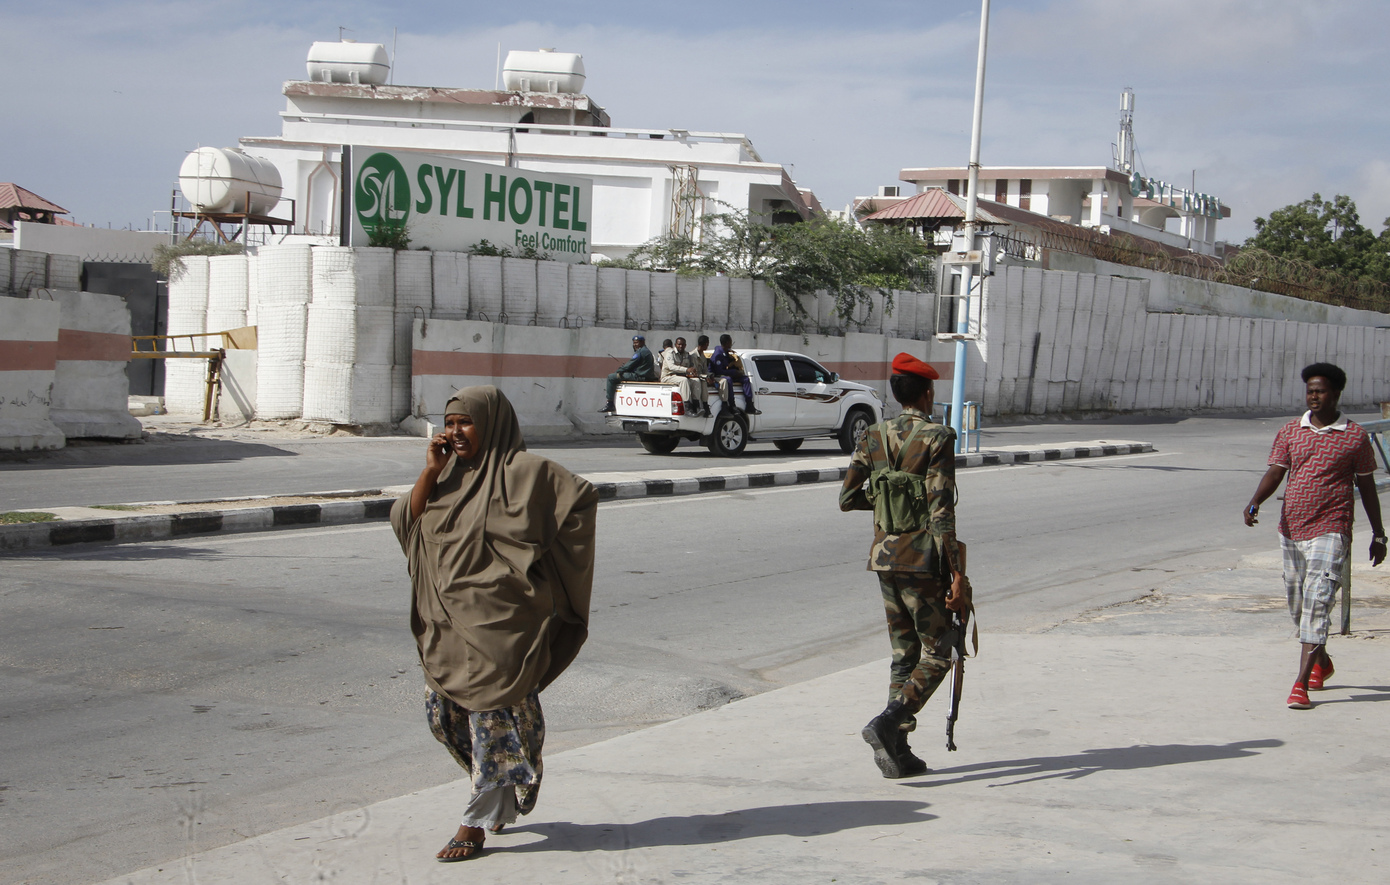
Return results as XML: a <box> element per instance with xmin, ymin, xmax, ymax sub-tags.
<box><xmin>502</xmin><ymin>49</ymin><xmax>586</xmax><ymax>94</ymax></box>
<box><xmin>178</xmin><ymin>148</ymin><xmax>283</xmax><ymax>215</ymax></box>
<box><xmin>307</xmin><ymin>41</ymin><xmax>390</xmax><ymax>86</ymax></box>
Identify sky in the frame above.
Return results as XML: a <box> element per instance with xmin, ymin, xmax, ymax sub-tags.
<box><xmin>4</xmin><ymin>0</ymin><xmax>1389</xmax><ymax>242</ymax></box>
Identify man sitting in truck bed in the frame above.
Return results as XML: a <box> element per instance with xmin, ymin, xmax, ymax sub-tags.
<box><xmin>661</xmin><ymin>336</ymin><xmax>710</xmax><ymax>417</ymax></box>
<box><xmin>709</xmin><ymin>334</ymin><xmax>760</xmax><ymax>416</ymax></box>
<box><xmin>599</xmin><ymin>335</ymin><xmax>657</xmax><ymax>413</ymax></box>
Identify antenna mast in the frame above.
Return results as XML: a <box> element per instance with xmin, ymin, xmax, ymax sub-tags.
<box><xmin>1115</xmin><ymin>87</ymin><xmax>1136</xmax><ymax>173</ymax></box>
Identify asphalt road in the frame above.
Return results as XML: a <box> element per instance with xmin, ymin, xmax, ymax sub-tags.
<box><xmin>0</xmin><ymin>410</ymin><xmax>1326</xmax><ymax>511</ymax></box>
<box><xmin>0</xmin><ymin>414</ymin><xmax>1361</xmax><ymax>884</ymax></box>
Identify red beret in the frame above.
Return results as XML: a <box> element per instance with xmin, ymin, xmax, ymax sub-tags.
<box><xmin>891</xmin><ymin>352</ymin><xmax>939</xmax><ymax>380</ymax></box>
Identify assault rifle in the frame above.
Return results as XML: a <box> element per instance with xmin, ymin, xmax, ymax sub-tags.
<box><xmin>946</xmin><ymin>541</ymin><xmax>972</xmax><ymax>752</ymax></box>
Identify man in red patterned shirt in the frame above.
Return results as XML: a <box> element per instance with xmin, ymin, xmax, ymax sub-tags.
<box><xmin>1244</xmin><ymin>362</ymin><xmax>1385</xmax><ymax>710</ymax></box>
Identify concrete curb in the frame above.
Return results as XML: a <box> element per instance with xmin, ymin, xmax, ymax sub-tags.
<box><xmin>1</xmin><ymin>443</ymin><xmax>1154</xmax><ymax>554</ymax></box>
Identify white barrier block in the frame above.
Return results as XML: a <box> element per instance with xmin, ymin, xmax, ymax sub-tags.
<box><xmin>502</xmin><ymin>257</ymin><xmax>539</xmax><ymax>324</ymax></box>
<box><xmin>169</xmin><ymin>255</ymin><xmax>210</xmax><ymax>316</ymax></box>
<box><xmin>303</xmin><ymin>362</ymin><xmax>392</xmax><ymax>425</ymax></box>
<box><xmin>676</xmin><ymin>275</ymin><xmax>703</xmax><ymax>330</ymax></box>
<box><xmin>703</xmin><ymin>276</ymin><xmax>731</xmax><ymax>329</ymax></box>
<box><xmin>48</xmin><ymin>254</ymin><xmax>82</xmax><ymax>291</ymax></box>
<box><xmin>11</xmin><ymin>250</ymin><xmax>49</xmax><ymax>292</ymax></box>
<box><xmin>255</xmin><ymin>358</ymin><xmax>305</xmax><ymax>420</ymax></box>
<box><xmin>312</xmin><ymin>246</ymin><xmax>394</xmax><ymax>307</ymax></box>
<box><xmin>751</xmin><ymin>280</ymin><xmax>775</xmax><ymax>332</ymax></box>
<box><xmin>567</xmin><ymin>264</ymin><xmax>597</xmax><ymax>327</ymax></box>
<box><xmin>728</xmin><ymin>278</ymin><xmax>753</xmax><ymax>330</ymax></box>
<box><xmin>206</xmin><ymin>309</ymin><xmax>248</xmax><ymax>334</ymax></box>
<box><xmin>208</xmin><ymin>254</ymin><xmax>249</xmax><ymax>313</ymax></box>
<box><xmin>537</xmin><ymin>260</ymin><xmax>569</xmax><ymax>326</ymax></box>
<box><xmin>306</xmin><ymin>304</ymin><xmax>394</xmax><ymax>365</ymax></box>
<box><xmin>255</xmin><ymin>243</ymin><xmax>312</xmax><ymax>304</ymax></box>
<box><xmin>650</xmin><ymin>272</ymin><xmax>678</xmax><ymax>328</ymax></box>
<box><xmin>394</xmin><ymin>250</ymin><xmax>433</xmax><ymax>312</ymax></box>
<box><xmin>596</xmin><ymin>267</ymin><xmax>626</xmax><ymax>328</ymax></box>
<box><xmin>625</xmin><ymin>270</ymin><xmax>652</xmax><ymax>328</ymax></box>
<box><xmin>431</xmin><ymin>251</ymin><xmax>467</xmax><ymax>319</ymax></box>
<box><xmin>246</xmin><ymin>254</ymin><xmax>260</xmax><ymax>328</ymax></box>
<box><xmin>468</xmin><ymin>255</ymin><xmax>504</xmax><ymax>321</ymax></box>
<box><xmin>0</xmin><ymin>297</ymin><xmax>64</xmax><ymax>450</ymax></box>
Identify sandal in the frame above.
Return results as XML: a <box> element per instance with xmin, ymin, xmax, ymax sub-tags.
<box><xmin>489</xmin><ymin>823</ymin><xmax>505</xmax><ymax>834</ymax></box>
<box><xmin>436</xmin><ymin>837</ymin><xmax>484</xmax><ymax>863</ymax></box>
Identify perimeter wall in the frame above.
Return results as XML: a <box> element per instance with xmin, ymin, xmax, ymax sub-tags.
<box><xmin>150</xmin><ymin>244</ymin><xmax>1390</xmax><ymax>435</ymax></box>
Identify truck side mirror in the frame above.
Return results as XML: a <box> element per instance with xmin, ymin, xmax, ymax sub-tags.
<box><xmin>830</xmin><ymin>372</ymin><xmax>839</xmax><ymax>383</ymax></box>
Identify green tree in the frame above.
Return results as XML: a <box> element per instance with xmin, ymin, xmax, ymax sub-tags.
<box><xmin>1246</xmin><ymin>193</ymin><xmax>1389</xmax><ymax>283</ymax></box>
<box><xmin>608</xmin><ymin>208</ymin><xmax>934</xmax><ymax>327</ymax></box>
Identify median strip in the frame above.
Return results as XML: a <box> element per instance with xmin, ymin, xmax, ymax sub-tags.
<box><xmin>0</xmin><ymin>442</ymin><xmax>1154</xmax><ymax>553</ymax></box>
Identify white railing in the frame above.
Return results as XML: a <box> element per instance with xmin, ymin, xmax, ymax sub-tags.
<box><xmin>279</xmin><ymin>111</ymin><xmax>761</xmax><ymax>159</ymax></box>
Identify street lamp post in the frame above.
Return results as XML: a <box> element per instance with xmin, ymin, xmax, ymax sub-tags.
<box><xmin>950</xmin><ymin>0</ymin><xmax>991</xmax><ymax>452</ymax></box>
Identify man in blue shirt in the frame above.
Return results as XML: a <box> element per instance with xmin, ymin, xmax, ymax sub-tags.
<box><xmin>708</xmin><ymin>334</ymin><xmax>760</xmax><ymax>415</ymax></box>
<box><xmin>600</xmin><ymin>335</ymin><xmax>657</xmax><ymax>413</ymax></box>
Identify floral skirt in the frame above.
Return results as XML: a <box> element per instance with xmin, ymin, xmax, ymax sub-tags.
<box><xmin>425</xmin><ymin>689</ymin><xmax>544</xmax><ymax>814</ymax></box>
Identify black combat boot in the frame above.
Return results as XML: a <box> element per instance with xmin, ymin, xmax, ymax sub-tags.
<box><xmin>896</xmin><ymin>731</ymin><xmax>929</xmax><ymax>777</ymax></box>
<box><xmin>862</xmin><ymin>700</ymin><xmax>909</xmax><ymax>778</ymax></box>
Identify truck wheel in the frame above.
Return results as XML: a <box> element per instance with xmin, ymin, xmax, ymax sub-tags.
<box><xmin>707</xmin><ymin>412</ymin><xmax>748</xmax><ymax>456</ymax></box>
<box><xmin>773</xmin><ymin>438</ymin><xmax>804</xmax><ymax>453</ymax></box>
<box><xmin>838</xmin><ymin>408</ymin><xmax>872</xmax><ymax>454</ymax></box>
<box><xmin>638</xmin><ymin>433</ymin><xmax>680</xmax><ymax>455</ymax></box>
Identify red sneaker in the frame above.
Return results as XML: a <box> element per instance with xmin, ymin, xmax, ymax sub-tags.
<box><xmin>1308</xmin><ymin>659</ymin><xmax>1334</xmax><ymax>690</ymax></box>
<box><xmin>1287</xmin><ymin>684</ymin><xmax>1313</xmax><ymax>709</ymax></box>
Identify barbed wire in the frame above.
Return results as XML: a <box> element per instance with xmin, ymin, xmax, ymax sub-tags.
<box><xmin>994</xmin><ymin>227</ymin><xmax>1390</xmax><ymax>313</ymax></box>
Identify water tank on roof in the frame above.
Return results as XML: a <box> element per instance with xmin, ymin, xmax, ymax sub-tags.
<box><xmin>306</xmin><ymin>41</ymin><xmax>390</xmax><ymax>85</ymax></box>
<box><xmin>178</xmin><ymin>148</ymin><xmax>283</xmax><ymax>215</ymax></box>
<box><xmin>502</xmin><ymin>49</ymin><xmax>586</xmax><ymax>94</ymax></box>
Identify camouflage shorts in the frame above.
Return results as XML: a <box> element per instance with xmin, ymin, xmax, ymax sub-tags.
<box><xmin>878</xmin><ymin>572</ymin><xmax>953</xmax><ymax>725</ymax></box>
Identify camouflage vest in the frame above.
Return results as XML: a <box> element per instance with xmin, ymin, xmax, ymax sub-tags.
<box><xmin>865</xmin><ymin>419</ymin><xmax>932</xmax><ymax>534</ymax></box>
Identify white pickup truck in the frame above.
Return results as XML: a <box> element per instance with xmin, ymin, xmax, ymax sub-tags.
<box><xmin>607</xmin><ymin>348</ymin><xmax>884</xmax><ymax>456</ymax></box>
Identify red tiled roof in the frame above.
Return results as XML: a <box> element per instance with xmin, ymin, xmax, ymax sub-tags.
<box><xmin>861</xmin><ymin>188</ymin><xmax>1008</xmax><ymax>224</ymax></box>
<box><xmin>0</xmin><ymin>183</ymin><xmax>68</xmax><ymax>214</ymax></box>
<box><xmin>865</xmin><ymin>187</ymin><xmax>1201</xmax><ymax>260</ymax></box>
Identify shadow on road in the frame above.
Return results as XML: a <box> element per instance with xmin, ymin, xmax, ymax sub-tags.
<box><xmin>0</xmin><ymin>434</ymin><xmax>296</xmax><ymax>470</ymax></box>
<box><xmin>501</xmin><ymin>800</ymin><xmax>934</xmax><ymax>852</ymax></box>
<box><xmin>910</xmin><ymin>739</ymin><xmax>1284</xmax><ymax>788</ymax></box>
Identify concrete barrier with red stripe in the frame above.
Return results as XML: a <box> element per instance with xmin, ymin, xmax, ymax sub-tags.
<box><xmin>0</xmin><ymin>296</ymin><xmax>64</xmax><ymax>451</ymax></box>
<box><xmin>41</xmin><ymin>290</ymin><xmax>141</xmax><ymax>440</ymax></box>
<box><xmin>403</xmin><ymin>319</ymin><xmax>952</xmax><ymax>439</ymax></box>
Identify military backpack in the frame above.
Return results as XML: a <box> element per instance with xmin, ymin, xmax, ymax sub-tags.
<box><xmin>864</xmin><ymin>419</ymin><xmax>934</xmax><ymax>534</ymax></box>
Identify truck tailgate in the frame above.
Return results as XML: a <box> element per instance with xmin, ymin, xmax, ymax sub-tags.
<box><xmin>616</xmin><ymin>384</ymin><xmax>674</xmax><ymax>417</ymax></box>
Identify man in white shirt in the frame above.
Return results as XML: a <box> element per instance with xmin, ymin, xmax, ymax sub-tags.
<box><xmin>661</xmin><ymin>337</ymin><xmax>709</xmax><ymax>417</ymax></box>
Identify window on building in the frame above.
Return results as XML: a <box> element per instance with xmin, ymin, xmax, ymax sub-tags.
<box><xmin>995</xmin><ymin>179</ymin><xmax>1009</xmax><ymax>204</ymax></box>
<box><xmin>1019</xmin><ymin>179</ymin><xmax>1032</xmax><ymax>211</ymax></box>
<box><xmin>947</xmin><ymin>179</ymin><xmax>960</xmax><ymax>195</ymax></box>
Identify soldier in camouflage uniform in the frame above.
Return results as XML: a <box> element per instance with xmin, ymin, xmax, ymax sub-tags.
<box><xmin>839</xmin><ymin>352</ymin><xmax>970</xmax><ymax>778</ymax></box>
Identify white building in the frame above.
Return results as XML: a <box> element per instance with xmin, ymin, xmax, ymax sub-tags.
<box><xmin>237</xmin><ymin>44</ymin><xmax>814</xmax><ymax>260</ymax></box>
<box><xmin>853</xmin><ymin>90</ymin><xmax>1231</xmax><ymax>257</ymax></box>
<box><xmin>895</xmin><ymin>166</ymin><xmax>1229</xmax><ymax>256</ymax></box>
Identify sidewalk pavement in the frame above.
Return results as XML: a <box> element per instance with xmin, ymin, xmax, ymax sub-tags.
<box><xmin>96</xmin><ymin>552</ymin><xmax>1390</xmax><ymax>884</ymax></box>
<box><xmin>0</xmin><ymin>440</ymin><xmax>1153</xmax><ymax>553</ymax></box>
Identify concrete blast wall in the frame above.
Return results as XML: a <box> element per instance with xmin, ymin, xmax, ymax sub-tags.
<box><xmin>38</xmin><ymin>289</ymin><xmax>141</xmax><ymax>440</ymax></box>
<box><xmin>405</xmin><ymin>319</ymin><xmax>945</xmax><ymax>438</ymax></box>
<box><xmin>0</xmin><ymin>297</ymin><xmax>65</xmax><ymax>450</ymax></box>
<box><xmin>1</xmin><ymin>248</ymin><xmax>82</xmax><ymax>295</ymax></box>
<box><xmin>979</xmin><ymin>265</ymin><xmax>1390</xmax><ymax>416</ymax></box>
<box><xmin>162</xmin><ymin>245</ymin><xmax>1390</xmax><ymax>431</ymax></box>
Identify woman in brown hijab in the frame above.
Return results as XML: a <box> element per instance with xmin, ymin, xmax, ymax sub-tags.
<box><xmin>390</xmin><ymin>386</ymin><xmax>598</xmax><ymax>862</ymax></box>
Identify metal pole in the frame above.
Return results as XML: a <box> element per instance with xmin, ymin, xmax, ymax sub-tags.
<box><xmin>951</xmin><ymin>0</ymin><xmax>991</xmax><ymax>452</ymax></box>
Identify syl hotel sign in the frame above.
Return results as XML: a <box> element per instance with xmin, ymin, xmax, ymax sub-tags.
<box><xmin>342</xmin><ymin>146</ymin><xmax>593</xmax><ymax>262</ymax></box>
